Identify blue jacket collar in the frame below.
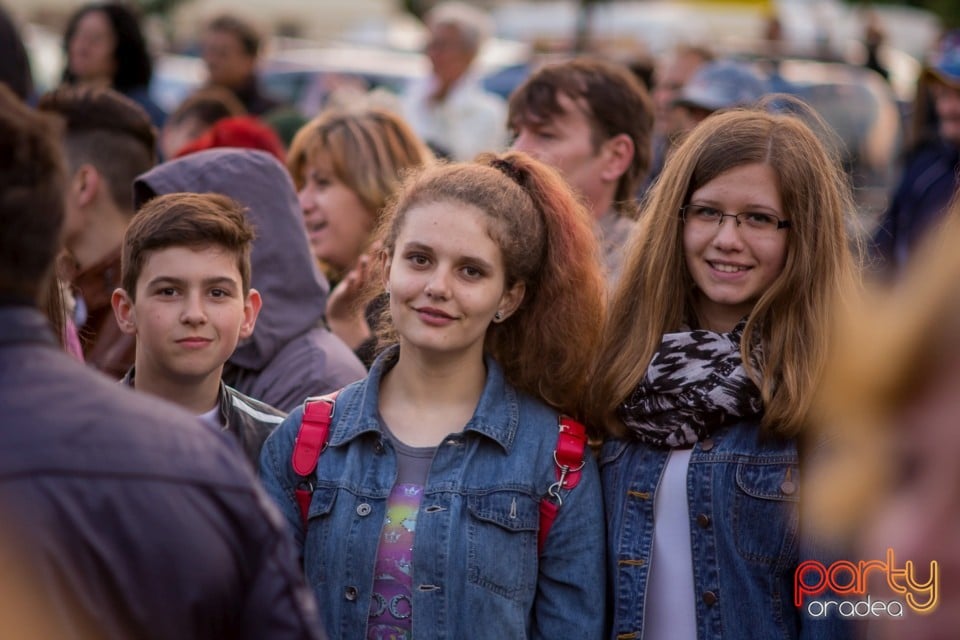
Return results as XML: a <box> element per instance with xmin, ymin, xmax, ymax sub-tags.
<box><xmin>329</xmin><ymin>344</ymin><xmax>520</xmax><ymax>452</ymax></box>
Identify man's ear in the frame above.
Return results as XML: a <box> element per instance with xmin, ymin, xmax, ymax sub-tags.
<box><xmin>111</xmin><ymin>288</ymin><xmax>138</xmax><ymax>336</ymax></box>
<box><xmin>71</xmin><ymin>164</ymin><xmax>102</xmax><ymax>208</ymax></box>
<box><xmin>599</xmin><ymin>133</ymin><xmax>635</xmax><ymax>184</ymax></box>
<box><xmin>238</xmin><ymin>288</ymin><xmax>263</xmax><ymax>340</ymax></box>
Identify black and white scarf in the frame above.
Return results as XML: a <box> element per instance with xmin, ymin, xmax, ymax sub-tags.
<box><xmin>617</xmin><ymin>321</ymin><xmax>764</xmax><ymax>448</ymax></box>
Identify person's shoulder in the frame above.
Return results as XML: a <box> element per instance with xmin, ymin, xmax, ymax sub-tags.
<box><xmin>293</xmin><ymin>327</ymin><xmax>368</xmax><ymax>379</ymax></box>
<box><xmin>0</xmin><ymin>350</ymin><xmax>253</xmax><ymax>485</ymax></box>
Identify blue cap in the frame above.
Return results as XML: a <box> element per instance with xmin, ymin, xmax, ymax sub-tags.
<box><xmin>674</xmin><ymin>60</ymin><xmax>769</xmax><ymax>112</ymax></box>
<box><xmin>928</xmin><ymin>30</ymin><xmax>960</xmax><ymax>86</ymax></box>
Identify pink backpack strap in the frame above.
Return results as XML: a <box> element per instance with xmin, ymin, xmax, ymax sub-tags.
<box><xmin>292</xmin><ymin>391</ymin><xmax>339</xmax><ymax>527</ymax></box>
<box><xmin>538</xmin><ymin>415</ymin><xmax>588</xmax><ymax>554</ymax></box>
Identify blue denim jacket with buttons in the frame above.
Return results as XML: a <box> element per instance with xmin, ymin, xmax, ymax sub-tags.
<box><xmin>601</xmin><ymin>421</ymin><xmax>850</xmax><ymax>640</ymax></box>
<box><xmin>260</xmin><ymin>347</ymin><xmax>606</xmax><ymax>639</ymax></box>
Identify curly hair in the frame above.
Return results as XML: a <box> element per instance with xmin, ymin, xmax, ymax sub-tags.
<box><xmin>370</xmin><ymin>151</ymin><xmax>606</xmax><ymax>418</ymax></box>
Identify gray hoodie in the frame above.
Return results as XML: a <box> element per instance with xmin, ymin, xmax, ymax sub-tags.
<box><xmin>134</xmin><ymin>149</ymin><xmax>365</xmax><ymax>411</ymax></box>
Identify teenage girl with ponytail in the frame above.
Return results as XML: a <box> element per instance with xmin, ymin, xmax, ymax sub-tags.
<box><xmin>260</xmin><ymin>151</ymin><xmax>607</xmax><ymax>640</ymax></box>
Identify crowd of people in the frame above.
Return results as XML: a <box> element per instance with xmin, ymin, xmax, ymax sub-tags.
<box><xmin>2</xmin><ymin>1</ymin><xmax>959</xmax><ymax>638</ymax></box>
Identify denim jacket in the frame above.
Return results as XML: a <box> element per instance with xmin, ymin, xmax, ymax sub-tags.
<box><xmin>601</xmin><ymin>420</ymin><xmax>849</xmax><ymax>640</ymax></box>
<box><xmin>260</xmin><ymin>347</ymin><xmax>606</xmax><ymax>639</ymax></box>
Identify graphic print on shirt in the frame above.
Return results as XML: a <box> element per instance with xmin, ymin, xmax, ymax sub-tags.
<box><xmin>368</xmin><ymin>483</ymin><xmax>423</xmax><ymax>640</ymax></box>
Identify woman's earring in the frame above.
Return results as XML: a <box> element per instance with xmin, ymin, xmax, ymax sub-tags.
<box><xmin>494</xmin><ymin>311</ymin><xmax>503</xmax><ymax>321</ymax></box>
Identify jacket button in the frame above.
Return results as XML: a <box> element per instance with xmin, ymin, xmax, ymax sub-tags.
<box><xmin>374</xmin><ymin>440</ymin><xmax>384</xmax><ymax>453</ymax></box>
<box><xmin>344</xmin><ymin>586</ymin><xmax>358</xmax><ymax>601</ymax></box>
<box><xmin>780</xmin><ymin>480</ymin><xmax>797</xmax><ymax>495</ymax></box>
<box><xmin>696</xmin><ymin>513</ymin><xmax>711</xmax><ymax>528</ymax></box>
<box><xmin>702</xmin><ymin>591</ymin><xmax>718</xmax><ymax>606</ymax></box>
<box><xmin>356</xmin><ymin>503</ymin><xmax>372</xmax><ymax>516</ymax></box>
<box><xmin>699</xmin><ymin>438</ymin><xmax>714</xmax><ymax>452</ymax></box>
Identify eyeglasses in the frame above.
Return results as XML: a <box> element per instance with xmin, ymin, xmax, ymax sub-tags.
<box><xmin>680</xmin><ymin>204</ymin><xmax>791</xmax><ymax>234</ymax></box>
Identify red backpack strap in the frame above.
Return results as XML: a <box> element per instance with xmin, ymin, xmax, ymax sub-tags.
<box><xmin>292</xmin><ymin>391</ymin><xmax>339</xmax><ymax>528</ymax></box>
<box><xmin>538</xmin><ymin>415</ymin><xmax>588</xmax><ymax>554</ymax></box>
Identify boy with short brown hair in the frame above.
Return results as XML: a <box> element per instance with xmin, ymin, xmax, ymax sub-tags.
<box><xmin>112</xmin><ymin>192</ymin><xmax>284</xmax><ymax>467</ymax></box>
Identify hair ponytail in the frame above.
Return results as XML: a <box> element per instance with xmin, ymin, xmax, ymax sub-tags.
<box><xmin>373</xmin><ymin>152</ymin><xmax>605</xmax><ymax>419</ymax></box>
<box><xmin>481</xmin><ymin>152</ymin><xmax>605</xmax><ymax>418</ymax></box>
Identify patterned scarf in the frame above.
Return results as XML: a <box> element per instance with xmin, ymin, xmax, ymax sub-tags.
<box><xmin>617</xmin><ymin>321</ymin><xmax>764</xmax><ymax>448</ymax></box>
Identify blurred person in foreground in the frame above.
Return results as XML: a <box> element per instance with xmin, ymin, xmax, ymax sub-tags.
<box><xmin>808</xmin><ymin>196</ymin><xmax>960</xmax><ymax>640</ymax></box>
<box><xmin>401</xmin><ymin>1</ymin><xmax>508</xmax><ymax>161</ymax></box>
<box><xmin>873</xmin><ymin>30</ymin><xmax>960</xmax><ymax>275</ymax></box>
<box><xmin>509</xmin><ymin>57</ymin><xmax>654</xmax><ymax>285</ymax></box>
<box><xmin>60</xmin><ymin>1</ymin><xmax>165</xmax><ymax>127</ymax></box>
<box><xmin>0</xmin><ymin>82</ymin><xmax>324</xmax><ymax>640</ymax></box>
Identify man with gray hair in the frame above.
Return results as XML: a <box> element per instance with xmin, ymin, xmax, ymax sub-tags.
<box><xmin>401</xmin><ymin>1</ymin><xmax>507</xmax><ymax>160</ymax></box>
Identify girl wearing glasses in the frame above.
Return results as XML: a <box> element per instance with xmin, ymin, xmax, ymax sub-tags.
<box><xmin>588</xmin><ymin>102</ymin><xmax>859</xmax><ymax>639</ymax></box>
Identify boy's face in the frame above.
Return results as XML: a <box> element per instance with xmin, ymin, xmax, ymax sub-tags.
<box><xmin>112</xmin><ymin>245</ymin><xmax>260</xmax><ymax>385</ymax></box>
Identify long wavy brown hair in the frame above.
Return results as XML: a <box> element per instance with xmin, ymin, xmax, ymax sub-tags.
<box><xmin>369</xmin><ymin>151</ymin><xmax>606</xmax><ymax>419</ymax></box>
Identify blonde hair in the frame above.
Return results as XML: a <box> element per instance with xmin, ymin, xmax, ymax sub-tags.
<box><xmin>287</xmin><ymin>107</ymin><xmax>433</xmax><ymax>222</ymax></box>
<box><xmin>588</xmin><ymin>105</ymin><xmax>860</xmax><ymax>438</ymax></box>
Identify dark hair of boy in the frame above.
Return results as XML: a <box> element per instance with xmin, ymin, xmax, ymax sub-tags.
<box><xmin>38</xmin><ymin>85</ymin><xmax>156</xmax><ymax>213</ymax></box>
<box><xmin>122</xmin><ymin>192</ymin><xmax>255</xmax><ymax>298</ymax></box>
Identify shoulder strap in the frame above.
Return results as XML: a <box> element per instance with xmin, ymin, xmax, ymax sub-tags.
<box><xmin>292</xmin><ymin>391</ymin><xmax>339</xmax><ymax>527</ymax></box>
<box><xmin>538</xmin><ymin>415</ymin><xmax>588</xmax><ymax>554</ymax></box>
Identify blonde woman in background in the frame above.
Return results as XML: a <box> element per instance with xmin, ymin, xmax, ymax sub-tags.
<box><xmin>287</xmin><ymin>107</ymin><xmax>434</xmax><ymax>364</ymax></box>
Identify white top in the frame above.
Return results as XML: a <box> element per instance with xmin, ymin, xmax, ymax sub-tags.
<box><xmin>197</xmin><ymin>406</ymin><xmax>222</xmax><ymax>430</ymax></box>
<box><xmin>401</xmin><ymin>70</ymin><xmax>508</xmax><ymax>161</ymax></box>
<box><xmin>644</xmin><ymin>448</ymin><xmax>697</xmax><ymax>640</ymax></box>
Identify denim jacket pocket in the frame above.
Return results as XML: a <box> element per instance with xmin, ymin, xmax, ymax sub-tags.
<box><xmin>733</xmin><ymin>462</ymin><xmax>800</xmax><ymax>565</ymax></box>
<box><xmin>466</xmin><ymin>491</ymin><xmax>539</xmax><ymax>599</ymax></box>
<box><xmin>305</xmin><ymin>487</ymin><xmax>338</xmax><ymax>585</ymax></box>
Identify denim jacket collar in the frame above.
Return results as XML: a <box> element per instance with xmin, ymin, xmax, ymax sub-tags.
<box><xmin>329</xmin><ymin>344</ymin><xmax>521</xmax><ymax>453</ymax></box>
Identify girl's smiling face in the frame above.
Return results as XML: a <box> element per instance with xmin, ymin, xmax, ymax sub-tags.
<box><xmin>683</xmin><ymin>162</ymin><xmax>789</xmax><ymax>332</ymax></box>
<box><xmin>386</xmin><ymin>199</ymin><xmax>524</xmax><ymax>361</ymax></box>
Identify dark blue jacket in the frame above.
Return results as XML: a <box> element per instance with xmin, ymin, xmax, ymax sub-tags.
<box><xmin>0</xmin><ymin>305</ymin><xmax>325</xmax><ymax>640</ymax></box>
<box><xmin>874</xmin><ymin>140</ymin><xmax>960</xmax><ymax>272</ymax></box>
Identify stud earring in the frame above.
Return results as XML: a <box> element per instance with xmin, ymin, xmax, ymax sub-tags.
<box><xmin>494</xmin><ymin>311</ymin><xmax>503</xmax><ymax>321</ymax></box>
